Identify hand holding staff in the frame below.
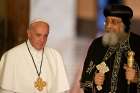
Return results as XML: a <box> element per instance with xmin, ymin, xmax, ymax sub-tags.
<box><xmin>127</xmin><ymin>51</ymin><xmax>135</xmax><ymax>84</ymax></box>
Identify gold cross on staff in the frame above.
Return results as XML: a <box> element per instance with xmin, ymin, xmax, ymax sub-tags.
<box><xmin>127</xmin><ymin>51</ymin><xmax>135</xmax><ymax>68</ymax></box>
<box><xmin>34</xmin><ymin>77</ymin><xmax>47</xmax><ymax>91</ymax></box>
<box><xmin>127</xmin><ymin>51</ymin><xmax>135</xmax><ymax>85</ymax></box>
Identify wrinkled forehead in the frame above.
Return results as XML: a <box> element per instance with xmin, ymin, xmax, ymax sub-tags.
<box><xmin>106</xmin><ymin>16</ymin><xmax>122</xmax><ymax>21</ymax></box>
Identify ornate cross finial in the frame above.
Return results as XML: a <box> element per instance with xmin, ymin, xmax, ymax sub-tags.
<box><xmin>127</xmin><ymin>51</ymin><xmax>135</xmax><ymax>68</ymax></box>
<box><xmin>127</xmin><ymin>51</ymin><xmax>135</xmax><ymax>84</ymax></box>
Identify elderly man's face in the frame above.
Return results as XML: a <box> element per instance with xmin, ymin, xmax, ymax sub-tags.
<box><xmin>105</xmin><ymin>16</ymin><xmax>123</xmax><ymax>33</ymax></box>
<box><xmin>27</xmin><ymin>22</ymin><xmax>49</xmax><ymax>50</ymax></box>
<box><xmin>102</xmin><ymin>16</ymin><xmax>128</xmax><ymax>46</ymax></box>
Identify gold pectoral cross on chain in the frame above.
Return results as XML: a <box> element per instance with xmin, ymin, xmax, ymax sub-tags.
<box><xmin>34</xmin><ymin>77</ymin><xmax>47</xmax><ymax>91</ymax></box>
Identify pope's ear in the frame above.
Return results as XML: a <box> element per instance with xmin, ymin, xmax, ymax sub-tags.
<box><xmin>27</xmin><ymin>29</ymin><xmax>31</xmax><ymax>37</ymax></box>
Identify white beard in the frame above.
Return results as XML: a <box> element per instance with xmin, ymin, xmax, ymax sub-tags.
<box><xmin>102</xmin><ymin>31</ymin><xmax>119</xmax><ymax>47</ymax></box>
<box><xmin>102</xmin><ymin>30</ymin><xmax>128</xmax><ymax>47</ymax></box>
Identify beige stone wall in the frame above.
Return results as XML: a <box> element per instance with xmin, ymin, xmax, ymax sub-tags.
<box><xmin>77</xmin><ymin>0</ymin><xmax>97</xmax><ymax>20</ymax></box>
<box><xmin>124</xmin><ymin>0</ymin><xmax>140</xmax><ymax>19</ymax></box>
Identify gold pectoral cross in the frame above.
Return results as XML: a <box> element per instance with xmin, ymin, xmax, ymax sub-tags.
<box><xmin>34</xmin><ymin>77</ymin><xmax>47</xmax><ymax>91</ymax></box>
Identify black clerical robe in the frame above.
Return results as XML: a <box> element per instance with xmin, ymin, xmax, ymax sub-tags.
<box><xmin>80</xmin><ymin>32</ymin><xmax>140</xmax><ymax>93</ymax></box>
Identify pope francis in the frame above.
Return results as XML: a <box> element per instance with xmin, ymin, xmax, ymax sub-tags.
<box><xmin>0</xmin><ymin>19</ymin><xmax>69</xmax><ymax>93</ymax></box>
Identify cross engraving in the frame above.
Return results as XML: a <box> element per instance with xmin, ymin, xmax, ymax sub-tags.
<box><xmin>96</xmin><ymin>62</ymin><xmax>109</xmax><ymax>91</ymax></box>
<box><xmin>34</xmin><ymin>77</ymin><xmax>47</xmax><ymax>91</ymax></box>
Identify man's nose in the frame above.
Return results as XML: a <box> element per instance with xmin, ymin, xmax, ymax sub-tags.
<box><xmin>105</xmin><ymin>24</ymin><xmax>112</xmax><ymax>32</ymax></box>
<box><xmin>40</xmin><ymin>36</ymin><xmax>45</xmax><ymax>42</ymax></box>
<box><xmin>106</xmin><ymin>22</ymin><xmax>112</xmax><ymax>28</ymax></box>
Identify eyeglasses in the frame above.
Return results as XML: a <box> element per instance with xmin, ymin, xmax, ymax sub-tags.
<box><xmin>104</xmin><ymin>18</ymin><xmax>122</xmax><ymax>26</ymax></box>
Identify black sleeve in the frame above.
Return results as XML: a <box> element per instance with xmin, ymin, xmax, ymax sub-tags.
<box><xmin>80</xmin><ymin>39</ymin><xmax>96</xmax><ymax>92</ymax></box>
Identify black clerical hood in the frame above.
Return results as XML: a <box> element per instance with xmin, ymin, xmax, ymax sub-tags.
<box><xmin>104</xmin><ymin>4</ymin><xmax>133</xmax><ymax>19</ymax></box>
<box><xmin>103</xmin><ymin>4</ymin><xmax>133</xmax><ymax>32</ymax></box>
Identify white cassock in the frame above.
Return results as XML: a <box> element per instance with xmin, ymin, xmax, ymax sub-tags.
<box><xmin>0</xmin><ymin>40</ymin><xmax>69</xmax><ymax>93</ymax></box>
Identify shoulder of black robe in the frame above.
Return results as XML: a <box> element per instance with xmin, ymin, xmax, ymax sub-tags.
<box><xmin>129</xmin><ymin>32</ymin><xmax>140</xmax><ymax>93</ymax></box>
<box><xmin>129</xmin><ymin>32</ymin><xmax>140</xmax><ymax>67</ymax></box>
<box><xmin>80</xmin><ymin>36</ymin><xmax>108</xmax><ymax>92</ymax></box>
